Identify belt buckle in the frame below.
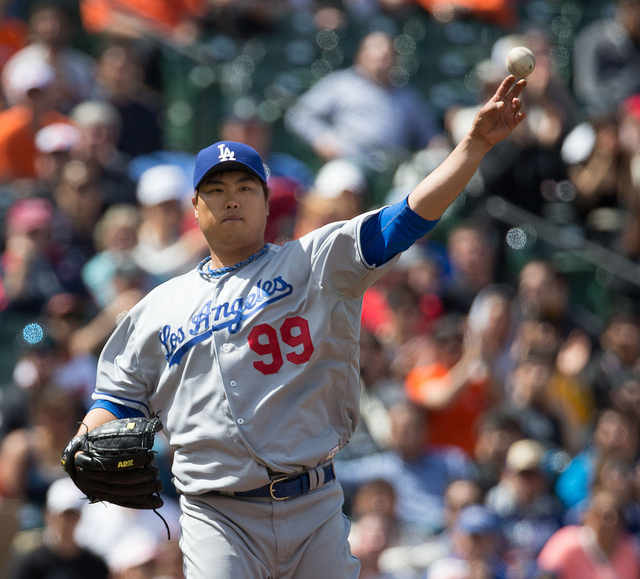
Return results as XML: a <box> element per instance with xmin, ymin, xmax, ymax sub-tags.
<box><xmin>269</xmin><ymin>477</ymin><xmax>290</xmax><ymax>501</ymax></box>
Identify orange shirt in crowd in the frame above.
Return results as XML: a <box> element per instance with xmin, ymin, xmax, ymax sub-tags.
<box><xmin>413</xmin><ymin>0</ymin><xmax>517</xmax><ymax>28</ymax></box>
<box><xmin>405</xmin><ymin>362</ymin><xmax>490</xmax><ymax>455</ymax></box>
<box><xmin>80</xmin><ymin>0</ymin><xmax>205</xmax><ymax>35</ymax></box>
<box><xmin>0</xmin><ymin>17</ymin><xmax>27</xmax><ymax>73</ymax></box>
<box><xmin>0</xmin><ymin>105</ymin><xmax>70</xmax><ymax>182</ymax></box>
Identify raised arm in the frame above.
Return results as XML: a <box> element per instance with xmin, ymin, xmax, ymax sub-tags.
<box><xmin>408</xmin><ymin>76</ymin><xmax>527</xmax><ymax>221</ymax></box>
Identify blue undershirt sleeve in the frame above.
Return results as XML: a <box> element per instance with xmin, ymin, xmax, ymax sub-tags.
<box><xmin>360</xmin><ymin>197</ymin><xmax>439</xmax><ymax>266</ymax></box>
<box><xmin>89</xmin><ymin>400</ymin><xmax>145</xmax><ymax>419</ymax></box>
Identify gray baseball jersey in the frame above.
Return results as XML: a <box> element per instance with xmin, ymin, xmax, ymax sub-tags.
<box><xmin>92</xmin><ymin>209</ymin><xmax>398</xmax><ymax>495</ymax></box>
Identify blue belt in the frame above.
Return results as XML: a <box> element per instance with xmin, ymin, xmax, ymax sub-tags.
<box><xmin>210</xmin><ymin>463</ymin><xmax>335</xmax><ymax>501</ymax></box>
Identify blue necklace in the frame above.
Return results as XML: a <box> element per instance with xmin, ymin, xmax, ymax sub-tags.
<box><xmin>198</xmin><ymin>245</ymin><xmax>268</xmax><ymax>280</ymax></box>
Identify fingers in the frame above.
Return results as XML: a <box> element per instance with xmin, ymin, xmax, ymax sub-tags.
<box><xmin>494</xmin><ymin>76</ymin><xmax>526</xmax><ymax>105</ymax></box>
<box><xmin>507</xmin><ymin>77</ymin><xmax>527</xmax><ymax>100</ymax></box>
<box><xmin>494</xmin><ymin>75</ymin><xmax>517</xmax><ymax>100</ymax></box>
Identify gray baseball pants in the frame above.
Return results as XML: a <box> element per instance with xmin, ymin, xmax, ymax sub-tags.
<box><xmin>178</xmin><ymin>480</ymin><xmax>360</xmax><ymax>578</ymax></box>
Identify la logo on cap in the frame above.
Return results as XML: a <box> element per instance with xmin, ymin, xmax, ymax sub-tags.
<box><xmin>218</xmin><ymin>144</ymin><xmax>236</xmax><ymax>162</ymax></box>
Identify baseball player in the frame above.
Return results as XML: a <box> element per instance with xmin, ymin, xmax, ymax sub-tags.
<box><xmin>68</xmin><ymin>76</ymin><xmax>526</xmax><ymax>578</ymax></box>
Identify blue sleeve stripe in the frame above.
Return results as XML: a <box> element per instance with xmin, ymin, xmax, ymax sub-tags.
<box><xmin>361</xmin><ymin>197</ymin><xmax>439</xmax><ymax>266</ymax></box>
<box><xmin>90</xmin><ymin>399</ymin><xmax>146</xmax><ymax>419</ymax></box>
<box><xmin>93</xmin><ymin>392</ymin><xmax>150</xmax><ymax>414</ymax></box>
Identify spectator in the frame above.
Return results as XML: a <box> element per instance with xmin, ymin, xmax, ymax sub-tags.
<box><xmin>335</xmin><ymin>401</ymin><xmax>476</xmax><ymax>537</ymax></box>
<box><xmin>284</xmin><ymin>30</ymin><xmax>440</xmax><ymax>177</ymax></box>
<box><xmin>485</xmin><ymin>439</ymin><xmax>563</xmax><ymax>575</ymax></box>
<box><xmin>350</xmin><ymin>478</ymin><xmax>397</xmax><ymax>522</ymax></box>
<box><xmin>132</xmin><ymin>163</ymin><xmax>208</xmax><ymax>286</ymax></box>
<box><xmin>33</xmin><ymin>121</ymin><xmax>81</xmax><ymax>192</ymax></box>
<box><xmin>377</xmin><ymin>283</ymin><xmax>434</xmax><ymax>381</ymax></box>
<box><xmin>80</xmin><ymin>203</ymin><xmax>143</xmax><ymax>309</ymax></box>
<box><xmin>1</xmin><ymin>2</ymin><xmax>99</xmax><ymax>113</ymax></box>
<box><xmin>294</xmin><ymin>158</ymin><xmax>367</xmax><ymax>238</ymax></box>
<box><xmin>74</xmin><ymin>490</ymin><xmax>182</xmax><ymax>567</ymax></box>
<box><xmin>560</xmin><ymin>112</ymin><xmax>635</xmax><ymax>248</ymax></box>
<box><xmin>360</xmin><ymin>327</ymin><xmax>406</xmax><ymax>409</ymax></box>
<box><xmin>70</xmin><ymin>99</ymin><xmax>137</xmax><ymax>207</ymax></box>
<box><xmin>563</xmin><ymin>457</ymin><xmax>639</xmax><ymax>530</ymax></box>
<box><xmin>547</xmin><ymin>329</ymin><xmax>597</xmax><ymax>453</ymax></box>
<box><xmin>441</xmin><ymin>221</ymin><xmax>498</xmax><ymax>316</ymax></box>
<box><xmin>263</xmin><ymin>175</ymin><xmax>300</xmax><ymax>244</ymax></box>
<box><xmin>0</xmin><ymin>197</ymin><xmax>62</xmax><ymax>313</ymax></box>
<box><xmin>0</xmin><ymin>386</ymin><xmax>85</xmax><ymax>511</ymax></box>
<box><xmin>610</xmin><ymin>377</ymin><xmax>640</xmax><ymax>421</ymax></box>
<box><xmin>509</xmin><ymin>313</ymin><xmax>564</xmax><ymax>368</ymax></box>
<box><xmin>404</xmin><ymin>313</ymin><xmax>496</xmax><ymax>455</ymax></box>
<box><xmin>4</xmin><ymin>477</ymin><xmax>109</xmax><ymax>579</ymax></box>
<box><xmin>555</xmin><ymin>407</ymin><xmax>640</xmax><ymax>510</ymax></box>
<box><xmin>0</xmin><ymin>326</ymin><xmax>57</xmax><ymax>439</ymax></box>
<box><xmin>0</xmin><ymin>60</ymin><xmax>71</xmax><ymax>183</ymax></box>
<box><xmin>537</xmin><ymin>487</ymin><xmax>640</xmax><ymax>579</ymax></box>
<box><xmin>94</xmin><ymin>42</ymin><xmax>164</xmax><ymax>157</ymax></box>
<box><xmin>473</xmin><ymin>409</ymin><xmax>524</xmax><ymax>492</ymax></box>
<box><xmin>512</xmin><ymin>259</ymin><xmax>592</xmax><ymax>343</ymax></box>
<box><xmin>572</xmin><ymin>0</ymin><xmax>640</xmax><ymax>116</ymax></box>
<box><xmin>466</xmin><ymin>285</ymin><xmax>515</xmax><ymax>391</ymax></box>
<box><xmin>349</xmin><ymin>512</ymin><xmax>399</xmax><ymax>579</ymax></box>
<box><xmin>379</xmin><ymin>478</ymin><xmax>485</xmax><ymax>577</ymax></box>
<box><xmin>426</xmin><ymin>504</ymin><xmax>507</xmax><ymax>579</ymax></box>
<box><xmin>503</xmin><ymin>352</ymin><xmax>567</xmax><ymax>450</ymax></box>
<box><xmin>52</xmin><ymin>159</ymin><xmax>105</xmax><ymax>266</ymax></box>
<box><xmin>43</xmin><ymin>292</ymin><xmax>97</xmax><ymax>409</ymax></box>
<box><xmin>108</xmin><ymin>528</ymin><xmax>162</xmax><ymax>579</ymax></box>
<box><xmin>587</xmin><ymin>313</ymin><xmax>640</xmax><ymax>409</ymax></box>
<box><xmin>72</xmin><ymin>259</ymin><xmax>147</xmax><ymax>358</ymax></box>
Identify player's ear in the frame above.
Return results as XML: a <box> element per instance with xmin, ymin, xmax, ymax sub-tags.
<box><xmin>192</xmin><ymin>192</ymin><xmax>199</xmax><ymax>218</ymax></box>
<box><xmin>264</xmin><ymin>185</ymin><xmax>271</xmax><ymax>215</ymax></box>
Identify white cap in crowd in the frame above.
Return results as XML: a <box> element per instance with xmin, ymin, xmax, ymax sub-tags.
<box><xmin>505</xmin><ymin>439</ymin><xmax>546</xmax><ymax>473</ymax></box>
<box><xmin>4</xmin><ymin>59</ymin><xmax>55</xmax><ymax>103</ymax></box>
<box><xmin>35</xmin><ymin>123</ymin><xmax>81</xmax><ymax>154</ymax></box>
<box><xmin>313</xmin><ymin>159</ymin><xmax>367</xmax><ymax>199</ymax></box>
<box><xmin>108</xmin><ymin>529</ymin><xmax>160</xmax><ymax>572</ymax></box>
<box><xmin>136</xmin><ymin>164</ymin><xmax>191</xmax><ymax>207</ymax></box>
<box><xmin>46</xmin><ymin>478</ymin><xmax>85</xmax><ymax>514</ymax></box>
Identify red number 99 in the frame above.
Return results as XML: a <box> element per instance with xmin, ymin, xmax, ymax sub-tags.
<box><xmin>247</xmin><ymin>316</ymin><xmax>314</xmax><ymax>375</ymax></box>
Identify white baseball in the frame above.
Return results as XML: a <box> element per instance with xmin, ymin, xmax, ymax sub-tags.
<box><xmin>505</xmin><ymin>46</ymin><xmax>536</xmax><ymax>78</ymax></box>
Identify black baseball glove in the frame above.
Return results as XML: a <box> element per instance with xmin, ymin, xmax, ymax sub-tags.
<box><xmin>61</xmin><ymin>416</ymin><xmax>164</xmax><ymax>510</ymax></box>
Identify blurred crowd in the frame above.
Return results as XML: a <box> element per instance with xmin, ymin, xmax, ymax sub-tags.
<box><xmin>2</xmin><ymin>0</ymin><xmax>640</xmax><ymax>578</ymax></box>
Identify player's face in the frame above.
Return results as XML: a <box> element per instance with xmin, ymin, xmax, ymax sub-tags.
<box><xmin>193</xmin><ymin>170</ymin><xmax>269</xmax><ymax>265</ymax></box>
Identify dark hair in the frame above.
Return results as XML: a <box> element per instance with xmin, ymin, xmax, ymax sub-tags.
<box><xmin>195</xmin><ymin>171</ymin><xmax>271</xmax><ymax>201</ymax></box>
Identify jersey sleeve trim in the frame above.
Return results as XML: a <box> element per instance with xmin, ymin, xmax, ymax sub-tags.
<box><xmin>360</xmin><ymin>197</ymin><xmax>439</xmax><ymax>266</ymax></box>
<box><xmin>90</xmin><ymin>399</ymin><xmax>146</xmax><ymax>419</ymax></box>
<box><xmin>91</xmin><ymin>392</ymin><xmax>150</xmax><ymax>416</ymax></box>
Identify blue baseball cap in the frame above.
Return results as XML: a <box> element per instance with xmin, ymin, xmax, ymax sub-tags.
<box><xmin>193</xmin><ymin>141</ymin><xmax>267</xmax><ymax>189</ymax></box>
<box><xmin>455</xmin><ymin>505</ymin><xmax>502</xmax><ymax>535</ymax></box>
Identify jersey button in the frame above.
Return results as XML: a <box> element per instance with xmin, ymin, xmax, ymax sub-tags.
<box><xmin>230</xmin><ymin>380</ymin><xmax>237</xmax><ymax>388</ymax></box>
<box><xmin>222</xmin><ymin>343</ymin><xmax>230</xmax><ymax>351</ymax></box>
<box><xmin>237</xmin><ymin>418</ymin><xmax>245</xmax><ymax>425</ymax></box>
